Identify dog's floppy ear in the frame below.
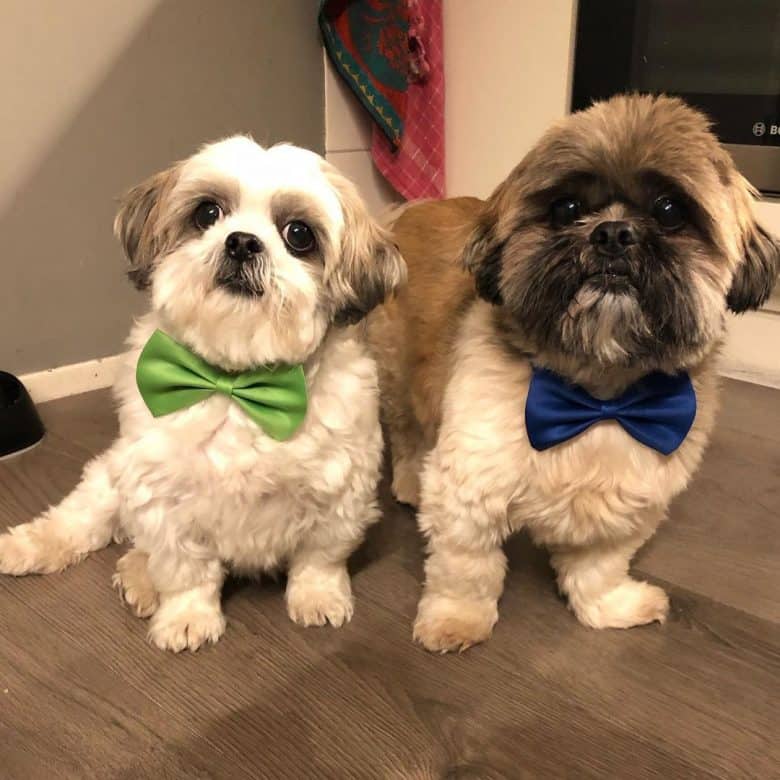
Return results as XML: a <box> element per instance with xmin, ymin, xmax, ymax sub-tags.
<box><xmin>460</xmin><ymin>161</ymin><xmax>532</xmax><ymax>307</ymax></box>
<box><xmin>114</xmin><ymin>166</ymin><xmax>178</xmax><ymax>290</ymax></box>
<box><xmin>462</xmin><ymin>205</ymin><xmax>505</xmax><ymax>305</ymax></box>
<box><xmin>727</xmin><ymin>223</ymin><xmax>780</xmax><ymax>313</ymax></box>
<box><xmin>324</xmin><ymin>169</ymin><xmax>406</xmax><ymax>325</ymax></box>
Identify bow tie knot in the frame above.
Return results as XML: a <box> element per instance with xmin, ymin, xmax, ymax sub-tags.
<box><xmin>136</xmin><ymin>330</ymin><xmax>308</xmax><ymax>441</ymax></box>
<box><xmin>525</xmin><ymin>367</ymin><xmax>696</xmax><ymax>455</ymax></box>
<box><xmin>214</xmin><ymin>374</ymin><xmax>236</xmax><ymax>397</ymax></box>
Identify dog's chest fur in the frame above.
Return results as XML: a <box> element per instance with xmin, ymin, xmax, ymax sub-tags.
<box><xmin>109</xmin><ymin>318</ymin><xmax>382</xmax><ymax>569</ymax></box>
<box><xmin>436</xmin><ymin>303</ymin><xmax>719</xmax><ymax>547</ymax></box>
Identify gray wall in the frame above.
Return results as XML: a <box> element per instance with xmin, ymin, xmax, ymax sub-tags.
<box><xmin>0</xmin><ymin>0</ymin><xmax>324</xmax><ymax>374</ymax></box>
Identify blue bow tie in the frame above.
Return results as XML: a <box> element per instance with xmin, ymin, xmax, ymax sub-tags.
<box><xmin>525</xmin><ymin>367</ymin><xmax>696</xmax><ymax>455</ymax></box>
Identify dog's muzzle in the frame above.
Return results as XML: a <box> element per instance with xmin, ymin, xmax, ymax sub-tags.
<box><xmin>584</xmin><ymin>223</ymin><xmax>638</xmax><ymax>291</ymax></box>
<box><xmin>217</xmin><ymin>231</ymin><xmax>265</xmax><ymax>297</ymax></box>
<box><xmin>225</xmin><ymin>231</ymin><xmax>263</xmax><ymax>263</ymax></box>
<box><xmin>589</xmin><ymin>221</ymin><xmax>637</xmax><ymax>257</ymax></box>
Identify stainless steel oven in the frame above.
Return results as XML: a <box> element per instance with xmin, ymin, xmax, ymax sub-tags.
<box><xmin>572</xmin><ymin>0</ymin><xmax>780</xmax><ymax>194</ymax></box>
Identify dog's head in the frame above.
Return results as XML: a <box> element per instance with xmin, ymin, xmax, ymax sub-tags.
<box><xmin>114</xmin><ymin>136</ymin><xmax>405</xmax><ymax>368</ymax></box>
<box><xmin>463</xmin><ymin>94</ymin><xmax>779</xmax><ymax>374</ymax></box>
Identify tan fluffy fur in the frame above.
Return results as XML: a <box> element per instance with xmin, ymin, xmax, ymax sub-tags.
<box><xmin>370</xmin><ymin>197</ymin><xmax>480</xmax><ymax>500</ymax></box>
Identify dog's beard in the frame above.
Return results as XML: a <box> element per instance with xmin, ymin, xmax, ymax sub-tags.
<box><xmin>215</xmin><ymin>255</ymin><xmax>267</xmax><ymax>298</ymax></box>
<box><xmin>206</xmin><ymin>246</ymin><xmax>320</xmax><ymax>328</ymax></box>
<box><xmin>152</xmin><ymin>244</ymin><xmax>328</xmax><ymax>369</ymax></box>
<box><xmin>505</xmin><ymin>232</ymin><xmax>709</xmax><ymax>369</ymax></box>
<box><xmin>562</xmin><ymin>286</ymin><xmax>649</xmax><ymax>365</ymax></box>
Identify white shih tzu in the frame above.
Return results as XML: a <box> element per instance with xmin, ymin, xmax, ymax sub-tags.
<box><xmin>0</xmin><ymin>136</ymin><xmax>405</xmax><ymax>652</ymax></box>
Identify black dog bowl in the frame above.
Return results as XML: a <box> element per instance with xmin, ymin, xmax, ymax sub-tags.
<box><xmin>0</xmin><ymin>371</ymin><xmax>45</xmax><ymax>459</ymax></box>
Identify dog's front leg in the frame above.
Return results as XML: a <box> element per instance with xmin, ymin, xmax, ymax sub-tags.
<box><xmin>286</xmin><ymin>472</ymin><xmax>383</xmax><ymax>629</ymax></box>
<box><xmin>550</xmin><ymin>516</ymin><xmax>669</xmax><ymax>629</ymax></box>
<box><xmin>142</xmin><ymin>542</ymin><xmax>226</xmax><ymax>653</ymax></box>
<box><xmin>285</xmin><ymin>517</ymin><xmax>369</xmax><ymax>628</ymax></box>
<box><xmin>413</xmin><ymin>450</ymin><xmax>512</xmax><ymax>654</ymax></box>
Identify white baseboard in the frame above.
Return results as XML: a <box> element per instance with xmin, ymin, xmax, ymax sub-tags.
<box><xmin>19</xmin><ymin>353</ymin><xmax>126</xmax><ymax>405</ymax></box>
<box><xmin>719</xmin><ymin>365</ymin><xmax>780</xmax><ymax>389</ymax></box>
<box><xmin>719</xmin><ymin>309</ymin><xmax>780</xmax><ymax>390</ymax></box>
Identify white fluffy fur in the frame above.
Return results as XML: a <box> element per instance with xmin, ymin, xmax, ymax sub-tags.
<box><xmin>0</xmin><ymin>138</ymin><xmax>388</xmax><ymax>652</ymax></box>
<box><xmin>411</xmin><ymin>302</ymin><xmax>719</xmax><ymax>652</ymax></box>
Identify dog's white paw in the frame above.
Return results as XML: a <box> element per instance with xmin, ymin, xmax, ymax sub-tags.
<box><xmin>286</xmin><ymin>573</ymin><xmax>354</xmax><ymax>628</ymax></box>
<box><xmin>148</xmin><ymin>600</ymin><xmax>226</xmax><ymax>653</ymax></box>
<box><xmin>0</xmin><ymin>521</ymin><xmax>81</xmax><ymax>575</ymax></box>
<box><xmin>0</xmin><ymin>529</ymin><xmax>38</xmax><ymax>575</ymax></box>
<box><xmin>575</xmin><ymin>580</ymin><xmax>669</xmax><ymax>629</ymax></box>
<box><xmin>413</xmin><ymin>594</ymin><xmax>498</xmax><ymax>653</ymax></box>
<box><xmin>113</xmin><ymin>549</ymin><xmax>159</xmax><ymax>618</ymax></box>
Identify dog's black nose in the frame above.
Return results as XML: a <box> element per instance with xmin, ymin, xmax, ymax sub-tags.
<box><xmin>225</xmin><ymin>231</ymin><xmax>263</xmax><ymax>263</ymax></box>
<box><xmin>590</xmin><ymin>221</ymin><xmax>637</xmax><ymax>256</ymax></box>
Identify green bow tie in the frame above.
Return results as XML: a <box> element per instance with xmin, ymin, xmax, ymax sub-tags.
<box><xmin>136</xmin><ymin>330</ymin><xmax>307</xmax><ymax>441</ymax></box>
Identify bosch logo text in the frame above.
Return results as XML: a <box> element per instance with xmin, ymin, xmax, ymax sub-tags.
<box><xmin>753</xmin><ymin>122</ymin><xmax>780</xmax><ymax>137</ymax></box>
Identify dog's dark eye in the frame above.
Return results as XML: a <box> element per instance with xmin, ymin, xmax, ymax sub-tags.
<box><xmin>281</xmin><ymin>220</ymin><xmax>316</xmax><ymax>253</ymax></box>
<box><xmin>193</xmin><ymin>200</ymin><xmax>223</xmax><ymax>231</ymax></box>
<box><xmin>652</xmin><ymin>196</ymin><xmax>686</xmax><ymax>230</ymax></box>
<box><xmin>550</xmin><ymin>197</ymin><xmax>581</xmax><ymax>227</ymax></box>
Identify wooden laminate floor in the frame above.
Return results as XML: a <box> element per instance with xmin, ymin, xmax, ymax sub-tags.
<box><xmin>0</xmin><ymin>379</ymin><xmax>778</xmax><ymax>779</ymax></box>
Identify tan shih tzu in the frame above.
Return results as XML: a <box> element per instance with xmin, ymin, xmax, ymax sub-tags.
<box><xmin>369</xmin><ymin>94</ymin><xmax>779</xmax><ymax>652</ymax></box>
<box><xmin>0</xmin><ymin>136</ymin><xmax>405</xmax><ymax>652</ymax></box>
